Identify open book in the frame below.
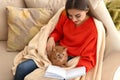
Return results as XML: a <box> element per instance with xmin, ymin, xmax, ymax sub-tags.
<box><xmin>44</xmin><ymin>65</ymin><xmax>86</xmax><ymax>80</ymax></box>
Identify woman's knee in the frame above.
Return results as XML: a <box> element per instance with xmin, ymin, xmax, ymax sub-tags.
<box><xmin>16</xmin><ymin>61</ymin><xmax>29</xmax><ymax>75</ymax></box>
<box><xmin>14</xmin><ymin>59</ymin><xmax>38</xmax><ymax>80</ymax></box>
<box><xmin>15</xmin><ymin>59</ymin><xmax>38</xmax><ymax>75</ymax></box>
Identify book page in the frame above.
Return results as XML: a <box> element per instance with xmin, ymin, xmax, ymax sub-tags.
<box><xmin>66</xmin><ymin>66</ymin><xmax>86</xmax><ymax>79</ymax></box>
<box><xmin>44</xmin><ymin>65</ymin><xmax>66</xmax><ymax>79</ymax></box>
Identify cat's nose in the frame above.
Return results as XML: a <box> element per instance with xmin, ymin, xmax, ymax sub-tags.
<box><xmin>57</xmin><ymin>54</ymin><xmax>63</xmax><ymax>59</ymax></box>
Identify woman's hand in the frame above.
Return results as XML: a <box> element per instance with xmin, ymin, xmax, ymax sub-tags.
<box><xmin>46</xmin><ymin>37</ymin><xmax>55</xmax><ymax>54</ymax></box>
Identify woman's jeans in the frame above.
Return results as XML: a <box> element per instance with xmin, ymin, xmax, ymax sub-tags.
<box><xmin>14</xmin><ymin>59</ymin><xmax>38</xmax><ymax>80</ymax></box>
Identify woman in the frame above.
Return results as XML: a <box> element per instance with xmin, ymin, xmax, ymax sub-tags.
<box><xmin>14</xmin><ymin>0</ymin><xmax>97</xmax><ymax>80</ymax></box>
<box><xmin>46</xmin><ymin>0</ymin><xmax>97</xmax><ymax>74</ymax></box>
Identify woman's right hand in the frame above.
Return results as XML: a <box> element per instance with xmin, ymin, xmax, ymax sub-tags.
<box><xmin>46</xmin><ymin>37</ymin><xmax>55</xmax><ymax>54</ymax></box>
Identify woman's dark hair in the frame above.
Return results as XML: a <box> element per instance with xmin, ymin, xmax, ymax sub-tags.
<box><xmin>65</xmin><ymin>0</ymin><xmax>89</xmax><ymax>17</ymax></box>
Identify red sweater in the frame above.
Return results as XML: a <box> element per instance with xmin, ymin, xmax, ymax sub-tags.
<box><xmin>50</xmin><ymin>11</ymin><xmax>98</xmax><ymax>72</ymax></box>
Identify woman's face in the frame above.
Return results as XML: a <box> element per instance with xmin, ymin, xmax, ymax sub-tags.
<box><xmin>68</xmin><ymin>9</ymin><xmax>88</xmax><ymax>26</ymax></box>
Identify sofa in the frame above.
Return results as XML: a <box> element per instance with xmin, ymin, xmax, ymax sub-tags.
<box><xmin>0</xmin><ymin>0</ymin><xmax>120</xmax><ymax>80</ymax></box>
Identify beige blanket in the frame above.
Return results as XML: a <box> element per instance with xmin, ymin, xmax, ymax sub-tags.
<box><xmin>12</xmin><ymin>6</ymin><xmax>105</xmax><ymax>80</ymax></box>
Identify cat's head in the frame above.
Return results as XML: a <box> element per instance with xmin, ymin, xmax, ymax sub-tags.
<box><xmin>48</xmin><ymin>46</ymin><xmax>68</xmax><ymax>66</ymax></box>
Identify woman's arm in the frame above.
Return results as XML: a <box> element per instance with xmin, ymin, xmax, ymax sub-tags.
<box><xmin>77</xmin><ymin>35</ymin><xmax>97</xmax><ymax>72</ymax></box>
<box><xmin>50</xmin><ymin>10</ymin><xmax>67</xmax><ymax>42</ymax></box>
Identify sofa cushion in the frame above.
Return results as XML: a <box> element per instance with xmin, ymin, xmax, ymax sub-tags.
<box><xmin>24</xmin><ymin>0</ymin><xmax>66</xmax><ymax>14</ymax></box>
<box><xmin>105</xmin><ymin>0</ymin><xmax>120</xmax><ymax>30</ymax></box>
<box><xmin>0</xmin><ymin>0</ymin><xmax>25</xmax><ymax>40</ymax></box>
<box><xmin>102</xmin><ymin>52</ymin><xmax>120</xmax><ymax>80</ymax></box>
<box><xmin>0</xmin><ymin>41</ymin><xmax>18</xmax><ymax>80</ymax></box>
<box><xmin>6</xmin><ymin>6</ymin><xmax>53</xmax><ymax>51</ymax></box>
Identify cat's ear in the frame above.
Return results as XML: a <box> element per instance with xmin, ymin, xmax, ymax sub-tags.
<box><xmin>64</xmin><ymin>48</ymin><xmax>67</xmax><ymax>52</ymax></box>
<box><xmin>62</xmin><ymin>46</ymin><xmax>66</xmax><ymax>50</ymax></box>
<box><xmin>52</xmin><ymin>47</ymin><xmax>56</xmax><ymax>53</ymax></box>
